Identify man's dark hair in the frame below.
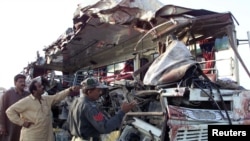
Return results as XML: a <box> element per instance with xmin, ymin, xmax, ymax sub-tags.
<box><xmin>14</xmin><ymin>74</ymin><xmax>26</xmax><ymax>82</ymax></box>
<box><xmin>29</xmin><ymin>80</ymin><xmax>38</xmax><ymax>94</ymax></box>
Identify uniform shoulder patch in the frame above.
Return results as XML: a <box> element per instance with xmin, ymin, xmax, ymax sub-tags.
<box><xmin>93</xmin><ymin>112</ymin><xmax>104</xmax><ymax>121</ymax></box>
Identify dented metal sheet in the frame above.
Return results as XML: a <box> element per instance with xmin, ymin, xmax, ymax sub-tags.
<box><xmin>160</xmin><ymin>88</ymin><xmax>250</xmax><ymax>141</ymax></box>
<box><xmin>232</xmin><ymin>91</ymin><xmax>250</xmax><ymax>121</ymax></box>
<box><xmin>161</xmin><ymin>88</ymin><xmax>250</xmax><ymax>122</ymax></box>
<box><xmin>167</xmin><ymin>105</ymin><xmax>234</xmax><ymax>122</ymax></box>
<box><xmin>38</xmin><ymin>0</ymin><xmax>239</xmax><ymax>73</ymax></box>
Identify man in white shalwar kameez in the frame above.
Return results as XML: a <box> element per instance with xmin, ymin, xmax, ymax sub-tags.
<box><xmin>6</xmin><ymin>79</ymin><xmax>80</xmax><ymax>141</ymax></box>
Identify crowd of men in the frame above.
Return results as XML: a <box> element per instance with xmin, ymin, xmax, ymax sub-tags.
<box><xmin>0</xmin><ymin>74</ymin><xmax>136</xmax><ymax>141</ymax></box>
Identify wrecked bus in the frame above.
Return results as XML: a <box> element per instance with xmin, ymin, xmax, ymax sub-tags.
<box><xmin>23</xmin><ymin>0</ymin><xmax>250</xmax><ymax>140</ymax></box>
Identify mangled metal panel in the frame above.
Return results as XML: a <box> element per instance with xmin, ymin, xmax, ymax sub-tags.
<box><xmin>42</xmin><ymin>0</ymin><xmax>165</xmax><ymax>72</ymax></box>
<box><xmin>160</xmin><ymin>88</ymin><xmax>250</xmax><ymax>141</ymax></box>
<box><xmin>41</xmin><ymin>0</ymin><xmax>243</xmax><ymax>74</ymax></box>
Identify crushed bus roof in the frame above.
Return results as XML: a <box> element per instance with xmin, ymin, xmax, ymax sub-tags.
<box><xmin>33</xmin><ymin>1</ymin><xmax>239</xmax><ymax>73</ymax></box>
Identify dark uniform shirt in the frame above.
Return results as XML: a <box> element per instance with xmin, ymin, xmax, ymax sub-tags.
<box><xmin>67</xmin><ymin>95</ymin><xmax>125</xmax><ymax>140</ymax></box>
<box><xmin>0</xmin><ymin>87</ymin><xmax>29</xmax><ymax>141</ymax></box>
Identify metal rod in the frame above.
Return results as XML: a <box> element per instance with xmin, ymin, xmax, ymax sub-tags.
<box><xmin>247</xmin><ymin>31</ymin><xmax>250</xmax><ymax>51</ymax></box>
<box><xmin>126</xmin><ymin>112</ymin><xmax>164</xmax><ymax>116</ymax></box>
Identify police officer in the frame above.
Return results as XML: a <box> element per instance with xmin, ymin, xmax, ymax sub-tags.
<box><xmin>68</xmin><ymin>77</ymin><xmax>136</xmax><ymax>141</ymax></box>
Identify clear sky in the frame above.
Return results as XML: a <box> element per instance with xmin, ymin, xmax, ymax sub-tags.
<box><xmin>0</xmin><ymin>0</ymin><xmax>249</xmax><ymax>89</ymax></box>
